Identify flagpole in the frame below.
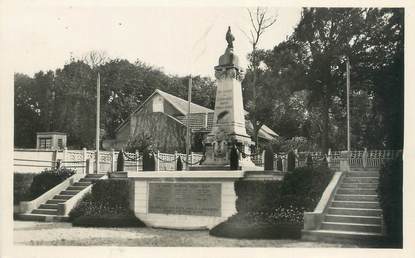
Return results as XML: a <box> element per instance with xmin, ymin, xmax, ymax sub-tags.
<box><xmin>96</xmin><ymin>73</ymin><xmax>100</xmax><ymax>174</ymax></box>
<box><xmin>186</xmin><ymin>75</ymin><xmax>192</xmax><ymax>169</ymax></box>
<box><xmin>346</xmin><ymin>57</ymin><xmax>351</xmax><ymax>152</ymax></box>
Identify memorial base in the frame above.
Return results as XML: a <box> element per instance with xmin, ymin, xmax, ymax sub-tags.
<box><xmin>128</xmin><ymin>171</ymin><xmax>244</xmax><ymax>229</ymax></box>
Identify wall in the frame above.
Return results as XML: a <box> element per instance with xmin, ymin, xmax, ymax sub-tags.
<box><xmin>131</xmin><ymin>112</ymin><xmax>187</xmax><ymax>153</ymax></box>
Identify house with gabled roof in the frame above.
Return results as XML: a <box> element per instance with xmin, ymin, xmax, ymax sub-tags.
<box><xmin>102</xmin><ymin>89</ymin><xmax>278</xmax><ymax>153</ymax></box>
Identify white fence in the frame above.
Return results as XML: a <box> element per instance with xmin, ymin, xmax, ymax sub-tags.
<box><xmin>14</xmin><ymin>148</ymin><xmax>401</xmax><ymax>174</ymax></box>
<box><xmin>14</xmin><ymin>148</ymin><xmax>204</xmax><ymax>174</ymax></box>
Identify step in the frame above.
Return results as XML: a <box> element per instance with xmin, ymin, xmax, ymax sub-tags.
<box><xmin>39</xmin><ymin>203</ymin><xmax>58</xmax><ymax>209</ymax></box>
<box><xmin>334</xmin><ymin>194</ymin><xmax>378</xmax><ymax>202</ymax></box>
<box><xmin>337</xmin><ymin>188</ymin><xmax>377</xmax><ymax>195</ymax></box>
<box><xmin>53</xmin><ymin>194</ymin><xmax>74</xmax><ymax>200</ymax></box>
<box><xmin>331</xmin><ymin>201</ymin><xmax>380</xmax><ymax>209</ymax></box>
<box><xmin>67</xmin><ymin>185</ymin><xmax>87</xmax><ymax>191</ymax></box>
<box><xmin>321</xmin><ymin>222</ymin><xmax>382</xmax><ymax>233</ymax></box>
<box><xmin>343</xmin><ymin>177</ymin><xmax>379</xmax><ymax>184</ymax></box>
<box><xmin>341</xmin><ymin>183</ymin><xmax>378</xmax><ymax>189</ymax></box>
<box><xmin>328</xmin><ymin>207</ymin><xmax>382</xmax><ymax>216</ymax></box>
<box><xmin>73</xmin><ymin>181</ymin><xmax>91</xmax><ymax>187</ymax></box>
<box><xmin>302</xmin><ymin>229</ymin><xmax>383</xmax><ymax>243</ymax></box>
<box><xmin>325</xmin><ymin>214</ymin><xmax>381</xmax><ymax>224</ymax></box>
<box><xmin>85</xmin><ymin>174</ymin><xmax>106</xmax><ymax>178</ymax></box>
<box><xmin>60</xmin><ymin>190</ymin><xmax>80</xmax><ymax>195</ymax></box>
<box><xmin>46</xmin><ymin>199</ymin><xmax>67</xmax><ymax>204</ymax></box>
<box><xmin>349</xmin><ymin>167</ymin><xmax>379</xmax><ymax>172</ymax></box>
<box><xmin>347</xmin><ymin>171</ymin><xmax>379</xmax><ymax>177</ymax></box>
<box><xmin>16</xmin><ymin>213</ymin><xmax>69</xmax><ymax>222</ymax></box>
<box><xmin>31</xmin><ymin>208</ymin><xmax>58</xmax><ymax>216</ymax></box>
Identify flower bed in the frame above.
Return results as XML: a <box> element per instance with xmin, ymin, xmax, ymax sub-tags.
<box><xmin>210</xmin><ymin>207</ymin><xmax>304</xmax><ymax>239</ymax></box>
<box><xmin>210</xmin><ymin>165</ymin><xmax>334</xmax><ymax>239</ymax></box>
<box><xmin>69</xmin><ymin>180</ymin><xmax>145</xmax><ymax>227</ymax></box>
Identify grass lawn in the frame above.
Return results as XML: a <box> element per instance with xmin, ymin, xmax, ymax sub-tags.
<box><xmin>14</xmin><ymin>221</ymin><xmax>360</xmax><ymax>247</ymax></box>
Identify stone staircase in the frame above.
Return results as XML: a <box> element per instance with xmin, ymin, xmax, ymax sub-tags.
<box><xmin>19</xmin><ymin>174</ymin><xmax>105</xmax><ymax>222</ymax></box>
<box><xmin>303</xmin><ymin>168</ymin><xmax>384</xmax><ymax>243</ymax></box>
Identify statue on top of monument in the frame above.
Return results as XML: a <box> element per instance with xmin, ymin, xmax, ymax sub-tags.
<box><xmin>226</xmin><ymin>26</ymin><xmax>235</xmax><ymax>49</ymax></box>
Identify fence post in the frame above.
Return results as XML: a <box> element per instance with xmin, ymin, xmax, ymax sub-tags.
<box><xmin>53</xmin><ymin>149</ymin><xmax>59</xmax><ymax>169</ymax></box>
<box><xmin>135</xmin><ymin>150</ymin><xmax>139</xmax><ymax>173</ymax></box>
<box><xmin>340</xmin><ymin>151</ymin><xmax>350</xmax><ymax>172</ymax></box>
<box><xmin>294</xmin><ymin>149</ymin><xmax>298</xmax><ymax>168</ymax></box>
<box><xmin>362</xmin><ymin>148</ymin><xmax>368</xmax><ymax>168</ymax></box>
<box><xmin>282</xmin><ymin>155</ymin><xmax>287</xmax><ymax>172</ymax></box>
<box><xmin>63</xmin><ymin>147</ymin><xmax>67</xmax><ymax>167</ymax></box>
<box><xmin>327</xmin><ymin>148</ymin><xmax>332</xmax><ymax>168</ymax></box>
<box><xmin>156</xmin><ymin>150</ymin><xmax>160</xmax><ymax>171</ymax></box>
<box><xmin>111</xmin><ymin>149</ymin><xmax>116</xmax><ymax>172</ymax></box>
<box><xmin>82</xmin><ymin>147</ymin><xmax>87</xmax><ymax>174</ymax></box>
<box><xmin>86</xmin><ymin>158</ymin><xmax>93</xmax><ymax>174</ymax></box>
<box><xmin>262</xmin><ymin>149</ymin><xmax>266</xmax><ymax>167</ymax></box>
<box><xmin>190</xmin><ymin>151</ymin><xmax>194</xmax><ymax>166</ymax></box>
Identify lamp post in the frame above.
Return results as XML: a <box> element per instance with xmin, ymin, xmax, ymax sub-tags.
<box><xmin>96</xmin><ymin>73</ymin><xmax>100</xmax><ymax>174</ymax></box>
<box><xmin>186</xmin><ymin>76</ymin><xmax>192</xmax><ymax>168</ymax></box>
<box><xmin>346</xmin><ymin>57</ymin><xmax>351</xmax><ymax>152</ymax></box>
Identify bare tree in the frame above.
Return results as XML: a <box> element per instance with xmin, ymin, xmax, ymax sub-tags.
<box><xmin>83</xmin><ymin>50</ymin><xmax>109</xmax><ymax>68</ymax></box>
<box><xmin>242</xmin><ymin>7</ymin><xmax>277</xmax><ymax>149</ymax></box>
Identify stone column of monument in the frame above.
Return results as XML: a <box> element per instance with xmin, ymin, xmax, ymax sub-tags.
<box><xmin>199</xmin><ymin>26</ymin><xmax>258</xmax><ymax>170</ymax></box>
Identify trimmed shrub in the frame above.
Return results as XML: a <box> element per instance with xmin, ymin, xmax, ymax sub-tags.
<box><xmin>69</xmin><ymin>179</ymin><xmax>145</xmax><ymax>227</ymax></box>
<box><xmin>264</xmin><ymin>146</ymin><xmax>274</xmax><ymax>170</ymax></box>
<box><xmin>210</xmin><ymin>207</ymin><xmax>304</xmax><ymax>239</ymax></box>
<box><xmin>13</xmin><ymin>173</ymin><xmax>36</xmax><ymax>204</ymax></box>
<box><xmin>229</xmin><ymin>145</ymin><xmax>239</xmax><ymax>170</ymax></box>
<box><xmin>176</xmin><ymin>156</ymin><xmax>183</xmax><ymax>171</ymax></box>
<box><xmin>234</xmin><ymin>180</ymin><xmax>282</xmax><ymax>213</ymax></box>
<box><xmin>287</xmin><ymin>150</ymin><xmax>296</xmax><ymax>171</ymax></box>
<box><xmin>210</xmin><ymin>165</ymin><xmax>334</xmax><ymax>239</ymax></box>
<box><xmin>306</xmin><ymin>154</ymin><xmax>313</xmax><ymax>167</ymax></box>
<box><xmin>276</xmin><ymin>156</ymin><xmax>283</xmax><ymax>171</ymax></box>
<box><xmin>72</xmin><ymin>214</ymin><xmax>145</xmax><ymax>227</ymax></box>
<box><xmin>116</xmin><ymin>151</ymin><xmax>125</xmax><ymax>171</ymax></box>
<box><xmin>378</xmin><ymin>157</ymin><xmax>403</xmax><ymax>246</ymax></box>
<box><xmin>142</xmin><ymin>151</ymin><xmax>155</xmax><ymax>171</ymax></box>
<box><xmin>281</xmin><ymin>165</ymin><xmax>333</xmax><ymax>211</ymax></box>
<box><xmin>28</xmin><ymin>168</ymin><xmax>75</xmax><ymax>199</ymax></box>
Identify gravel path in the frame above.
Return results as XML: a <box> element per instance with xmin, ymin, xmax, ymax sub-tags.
<box><xmin>14</xmin><ymin>221</ymin><xmax>359</xmax><ymax>247</ymax></box>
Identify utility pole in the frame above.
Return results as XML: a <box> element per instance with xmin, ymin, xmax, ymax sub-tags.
<box><xmin>186</xmin><ymin>76</ymin><xmax>192</xmax><ymax>169</ymax></box>
<box><xmin>346</xmin><ymin>57</ymin><xmax>351</xmax><ymax>152</ymax></box>
<box><xmin>96</xmin><ymin>73</ymin><xmax>100</xmax><ymax>174</ymax></box>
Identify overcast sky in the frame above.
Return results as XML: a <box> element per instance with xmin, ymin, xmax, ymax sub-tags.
<box><xmin>8</xmin><ymin>5</ymin><xmax>301</xmax><ymax>78</ymax></box>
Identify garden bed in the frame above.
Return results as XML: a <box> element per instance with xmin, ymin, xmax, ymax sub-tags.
<box><xmin>72</xmin><ymin>214</ymin><xmax>145</xmax><ymax>227</ymax></box>
<box><xmin>210</xmin><ymin>165</ymin><xmax>334</xmax><ymax>239</ymax></box>
<box><xmin>69</xmin><ymin>179</ymin><xmax>145</xmax><ymax>228</ymax></box>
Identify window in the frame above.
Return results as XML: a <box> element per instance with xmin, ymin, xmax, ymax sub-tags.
<box><xmin>39</xmin><ymin>137</ymin><xmax>52</xmax><ymax>149</ymax></box>
<box><xmin>58</xmin><ymin>138</ymin><xmax>63</xmax><ymax>149</ymax></box>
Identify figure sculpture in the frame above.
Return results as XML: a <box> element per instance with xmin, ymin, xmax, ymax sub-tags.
<box><xmin>226</xmin><ymin>26</ymin><xmax>235</xmax><ymax>49</ymax></box>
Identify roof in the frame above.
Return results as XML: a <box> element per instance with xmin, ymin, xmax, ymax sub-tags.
<box><xmin>156</xmin><ymin>89</ymin><xmax>213</xmax><ymax>114</ymax></box>
<box><xmin>115</xmin><ymin>88</ymin><xmax>278</xmax><ymax>139</ymax></box>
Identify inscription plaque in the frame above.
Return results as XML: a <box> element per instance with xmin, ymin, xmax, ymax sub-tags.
<box><xmin>148</xmin><ymin>183</ymin><xmax>221</xmax><ymax>217</ymax></box>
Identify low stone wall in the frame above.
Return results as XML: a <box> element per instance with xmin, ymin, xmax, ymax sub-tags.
<box><xmin>128</xmin><ymin>171</ymin><xmax>245</xmax><ymax>229</ymax></box>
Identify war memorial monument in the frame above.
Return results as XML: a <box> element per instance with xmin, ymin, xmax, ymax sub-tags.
<box><xmin>127</xmin><ymin>27</ymin><xmax>278</xmax><ymax>229</ymax></box>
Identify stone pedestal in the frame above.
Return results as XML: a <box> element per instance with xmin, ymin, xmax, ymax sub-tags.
<box><xmin>196</xmin><ymin>28</ymin><xmax>259</xmax><ymax>170</ymax></box>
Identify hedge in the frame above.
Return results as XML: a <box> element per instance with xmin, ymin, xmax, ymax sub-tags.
<box><xmin>28</xmin><ymin>168</ymin><xmax>75</xmax><ymax>200</ymax></box>
<box><xmin>264</xmin><ymin>146</ymin><xmax>274</xmax><ymax>170</ymax></box>
<box><xmin>69</xmin><ymin>179</ymin><xmax>145</xmax><ymax>227</ymax></box>
<box><xmin>13</xmin><ymin>173</ymin><xmax>36</xmax><ymax>204</ymax></box>
<box><xmin>210</xmin><ymin>165</ymin><xmax>334</xmax><ymax>239</ymax></box>
<box><xmin>235</xmin><ymin>180</ymin><xmax>282</xmax><ymax>213</ymax></box>
<box><xmin>378</xmin><ymin>157</ymin><xmax>403</xmax><ymax>247</ymax></box>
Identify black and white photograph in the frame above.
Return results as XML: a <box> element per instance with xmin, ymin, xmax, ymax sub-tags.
<box><xmin>1</xmin><ymin>1</ymin><xmax>414</xmax><ymax>258</ymax></box>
